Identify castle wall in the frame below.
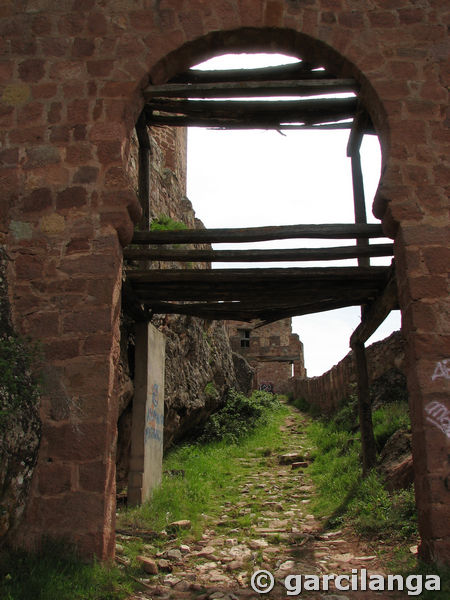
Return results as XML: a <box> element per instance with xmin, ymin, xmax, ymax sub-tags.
<box><xmin>1</xmin><ymin>0</ymin><xmax>448</xmax><ymax>562</ymax></box>
<box><xmin>226</xmin><ymin>318</ymin><xmax>306</xmax><ymax>392</ymax></box>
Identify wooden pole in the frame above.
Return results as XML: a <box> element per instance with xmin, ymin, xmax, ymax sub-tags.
<box><xmin>124</xmin><ymin>243</ymin><xmax>393</xmax><ymax>263</ymax></box>
<box><xmin>130</xmin><ymin>223</ymin><xmax>385</xmax><ymax>245</ymax></box>
<box><xmin>135</xmin><ymin>113</ymin><xmax>151</xmax><ymax>229</ymax></box>
<box><xmin>352</xmin><ymin>341</ymin><xmax>377</xmax><ymax>475</ymax></box>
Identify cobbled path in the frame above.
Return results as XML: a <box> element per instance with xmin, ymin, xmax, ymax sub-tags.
<box><xmin>125</xmin><ymin>407</ymin><xmax>407</xmax><ymax>599</ymax></box>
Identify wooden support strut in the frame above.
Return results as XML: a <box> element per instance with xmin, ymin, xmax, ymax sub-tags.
<box><xmin>130</xmin><ymin>223</ymin><xmax>385</xmax><ymax>245</ymax></box>
<box><xmin>143</xmin><ymin>79</ymin><xmax>358</xmax><ymax>99</ymax></box>
<box><xmin>135</xmin><ymin>113</ymin><xmax>151</xmax><ymax>229</ymax></box>
<box><xmin>124</xmin><ymin>243</ymin><xmax>394</xmax><ymax>263</ymax></box>
<box><xmin>350</xmin><ymin>266</ymin><xmax>398</xmax><ymax>476</ymax></box>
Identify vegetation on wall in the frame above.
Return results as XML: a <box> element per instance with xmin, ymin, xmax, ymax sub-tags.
<box><xmin>149</xmin><ymin>214</ymin><xmax>187</xmax><ymax>232</ymax></box>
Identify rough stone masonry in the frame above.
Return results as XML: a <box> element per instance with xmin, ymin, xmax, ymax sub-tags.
<box><xmin>0</xmin><ymin>1</ymin><xmax>448</xmax><ymax>563</ymax></box>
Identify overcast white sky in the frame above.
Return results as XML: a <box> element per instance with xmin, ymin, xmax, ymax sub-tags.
<box><xmin>186</xmin><ymin>53</ymin><xmax>401</xmax><ymax>376</ymax></box>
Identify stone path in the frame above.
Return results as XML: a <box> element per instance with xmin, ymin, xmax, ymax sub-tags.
<box><xmin>124</xmin><ymin>408</ymin><xmax>407</xmax><ymax>599</ymax></box>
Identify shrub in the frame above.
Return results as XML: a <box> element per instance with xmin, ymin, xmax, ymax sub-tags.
<box><xmin>199</xmin><ymin>389</ymin><xmax>281</xmax><ymax>444</ymax></box>
<box><xmin>149</xmin><ymin>214</ymin><xmax>187</xmax><ymax>232</ymax></box>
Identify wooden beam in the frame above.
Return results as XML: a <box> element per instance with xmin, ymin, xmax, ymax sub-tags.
<box><xmin>130</xmin><ymin>223</ymin><xmax>385</xmax><ymax>245</ymax></box>
<box><xmin>350</xmin><ymin>268</ymin><xmax>399</xmax><ymax>346</ymax></box>
<box><xmin>126</xmin><ymin>265</ymin><xmax>388</xmax><ymax>284</ymax></box>
<box><xmin>169</xmin><ymin>62</ymin><xmax>330</xmax><ymax>84</ymax></box>
<box><xmin>352</xmin><ymin>341</ymin><xmax>377</xmax><ymax>475</ymax></box>
<box><xmin>147</xmin><ymin>115</ymin><xmax>354</xmax><ymax>129</ymax></box>
<box><xmin>124</xmin><ymin>243</ymin><xmax>393</xmax><ymax>263</ymax></box>
<box><xmin>347</xmin><ymin>108</ymin><xmax>371</xmax><ymax>157</ymax></box>
<box><xmin>135</xmin><ymin>113</ymin><xmax>151</xmax><ymax>229</ymax></box>
<box><xmin>145</xmin><ymin>97</ymin><xmax>357</xmax><ymax>126</ymax></box>
<box><xmin>144</xmin><ymin>79</ymin><xmax>357</xmax><ymax>99</ymax></box>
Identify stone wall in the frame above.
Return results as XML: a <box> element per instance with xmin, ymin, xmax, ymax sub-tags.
<box><xmin>1</xmin><ymin>0</ymin><xmax>448</xmax><ymax>563</ymax></box>
<box><xmin>226</xmin><ymin>318</ymin><xmax>306</xmax><ymax>392</ymax></box>
<box><xmin>285</xmin><ymin>331</ymin><xmax>405</xmax><ymax>414</ymax></box>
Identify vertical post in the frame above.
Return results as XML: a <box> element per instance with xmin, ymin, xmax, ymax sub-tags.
<box><xmin>352</xmin><ymin>341</ymin><xmax>377</xmax><ymax>475</ymax></box>
<box><xmin>128</xmin><ymin>322</ymin><xmax>165</xmax><ymax>506</ymax></box>
<box><xmin>347</xmin><ymin>109</ymin><xmax>370</xmax><ymax>271</ymax></box>
<box><xmin>136</xmin><ymin>112</ymin><xmax>151</xmax><ymax>230</ymax></box>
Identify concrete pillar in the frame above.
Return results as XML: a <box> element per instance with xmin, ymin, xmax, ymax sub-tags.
<box><xmin>128</xmin><ymin>323</ymin><xmax>166</xmax><ymax>506</ymax></box>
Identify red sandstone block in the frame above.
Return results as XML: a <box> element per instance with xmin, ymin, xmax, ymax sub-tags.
<box><xmin>264</xmin><ymin>0</ymin><xmax>284</xmax><ymax>26</ymax></box>
<box><xmin>178</xmin><ymin>10</ymin><xmax>204</xmax><ymax>38</ymax></box>
<box><xmin>38</xmin><ymin>461</ymin><xmax>72</xmax><ymax>496</ymax></box>
<box><xmin>368</xmin><ymin>10</ymin><xmax>398</xmax><ymax>28</ymax></box>
<box><xmin>9</xmin><ymin>127</ymin><xmax>46</xmax><ymax>144</ymax></box>
<box><xmin>87</xmin><ymin>60</ymin><xmax>114</xmax><ymax>78</ymax></box>
<box><xmin>43</xmin><ymin>338</ymin><xmax>81</xmax><ymax>361</ymax></box>
<box><xmin>44</xmin><ymin>423</ymin><xmax>108</xmax><ymax>462</ymax></box>
<box><xmin>23</xmin><ymin>311</ymin><xmax>60</xmax><ymax>338</ymax></box>
<box><xmin>389</xmin><ymin>60</ymin><xmax>418</xmax><ymax>79</ymax></box>
<box><xmin>24</xmin><ymin>146</ymin><xmax>60</xmax><ymax>170</ymax></box>
<box><xmin>321</xmin><ymin>11</ymin><xmax>337</xmax><ymax>23</ymax></box>
<box><xmin>82</xmin><ymin>333</ymin><xmax>113</xmax><ymax>355</ymax></box>
<box><xmin>87</xmin><ymin>12</ymin><xmax>108</xmax><ymax>35</ymax></box>
<box><xmin>65</xmin><ymin>144</ymin><xmax>93</xmax><ymax>165</ymax></box>
<box><xmin>320</xmin><ymin>0</ymin><xmax>343</xmax><ymax>8</ymax></box>
<box><xmin>423</xmin><ymin>246</ymin><xmax>450</xmax><ymax>274</ymax></box>
<box><xmin>22</xmin><ymin>188</ymin><xmax>53</xmax><ymax>213</ymax></box>
<box><xmin>401</xmin><ymin>224</ymin><xmax>450</xmax><ymax>246</ymax></box>
<box><xmin>56</xmin><ymin>187</ymin><xmax>88</xmax><ymax>210</ymax></box>
<box><xmin>60</xmin><ymin>253</ymin><xmax>118</xmax><ymax>278</ymax></box>
<box><xmin>72</xmin><ymin>38</ymin><xmax>95</xmax><ymax>58</ymax></box>
<box><xmin>409</xmin><ymin>275</ymin><xmax>448</xmax><ymax>300</ymax></box>
<box><xmin>338</xmin><ymin>10</ymin><xmax>365</xmax><ymax>28</ymax></box>
<box><xmin>73</xmin><ymin>166</ymin><xmax>99</xmax><ymax>185</ymax></box>
<box><xmin>89</xmin><ymin>122</ymin><xmax>126</xmax><ymax>142</ymax></box>
<box><xmin>48</xmin><ymin>102</ymin><xmax>62</xmax><ymax>124</ymax></box>
<box><xmin>58</xmin><ymin>13</ymin><xmax>86</xmax><ymax>36</ymax></box>
<box><xmin>0</xmin><ymin>147</ymin><xmax>18</xmax><ymax>166</ymax></box>
<box><xmin>67</xmin><ymin>99</ymin><xmax>90</xmax><ymax>124</ymax></box>
<box><xmin>73</xmin><ymin>125</ymin><xmax>87</xmax><ymax>141</ymax></box>
<box><xmin>62</xmin><ymin>308</ymin><xmax>111</xmax><ymax>335</ymax></box>
<box><xmin>11</xmin><ymin>38</ymin><xmax>38</xmax><ymax>56</ymax></box>
<box><xmin>32</xmin><ymin>83</ymin><xmax>58</xmax><ymax>99</ymax></box>
<box><xmin>49</xmin><ymin>61</ymin><xmax>85</xmax><ymax>81</ymax></box>
<box><xmin>79</xmin><ymin>461</ymin><xmax>108</xmax><ymax>494</ymax></box>
<box><xmin>32</xmin><ymin>15</ymin><xmax>53</xmax><ymax>35</ymax></box>
<box><xmin>86</xmin><ymin>278</ymin><xmax>119</xmax><ymax>304</ymax></box>
<box><xmin>14</xmin><ymin>254</ymin><xmax>44</xmax><ymax>280</ymax></box>
<box><xmin>129</xmin><ymin>10</ymin><xmax>156</xmax><ymax>31</ymax></box>
<box><xmin>97</xmin><ymin>140</ymin><xmax>122</xmax><ymax>165</ymax></box>
<box><xmin>18</xmin><ymin>59</ymin><xmax>45</xmax><ymax>83</ymax></box>
<box><xmin>49</xmin><ymin>126</ymin><xmax>71</xmax><ymax>143</ymax></box>
<box><xmin>39</xmin><ymin>37</ymin><xmax>71</xmax><ymax>57</ymax></box>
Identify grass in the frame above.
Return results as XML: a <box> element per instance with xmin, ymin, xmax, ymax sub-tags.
<box><xmin>119</xmin><ymin>397</ymin><xmax>289</xmax><ymax>539</ymax></box>
<box><xmin>0</xmin><ymin>396</ymin><xmax>289</xmax><ymax>599</ymax></box>
<box><xmin>303</xmin><ymin>406</ymin><xmax>417</xmax><ymax>540</ymax></box>
<box><xmin>0</xmin><ymin>540</ymin><xmax>133</xmax><ymax>600</ymax></box>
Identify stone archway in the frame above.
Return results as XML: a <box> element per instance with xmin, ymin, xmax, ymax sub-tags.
<box><xmin>3</xmin><ymin>2</ymin><xmax>447</xmax><ymax>563</ymax></box>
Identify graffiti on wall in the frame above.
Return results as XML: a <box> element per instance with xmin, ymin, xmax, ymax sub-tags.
<box><xmin>432</xmin><ymin>359</ymin><xmax>449</xmax><ymax>381</ymax></box>
<box><xmin>144</xmin><ymin>382</ymin><xmax>164</xmax><ymax>443</ymax></box>
<box><xmin>425</xmin><ymin>401</ymin><xmax>450</xmax><ymax>439</ymax></box>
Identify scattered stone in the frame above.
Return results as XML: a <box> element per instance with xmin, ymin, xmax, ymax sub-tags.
<box><xmin>115</xmin><ymin>543</ymin><xmax>124</xmax><ymax>554</ymax></box>
<box><xmin>157</xmin><ymin>559</ymin><xmax>172</xmax><ymax>571</ymax></box>
<box><xmin>167</xmin><ymin>519</ymin><xmax>191</xmax><ymax>530</ymax></box>
<box><xmin>248</xmin><ymin>538</ymin><xmax>269</xmax><ymax>550</ymax></box>
<box><xmin>180</xmin><ymin>544</ymin><xmax>191</xmax><ymax>553</ymax></box>
<box><xmin>279</xmin><ymin>452</ymin><xmax>305</xmax><ymax>464</ymax></box>
<box><xmin>165</xmin><ymin>548</ymin><xmax>183</xmax><ymax>561</ymax></box>
<box><xmin>291</xmin><ymin>461</ymin><xmax>308</xmax><ymax>469</ymax></box>
<box><xmin>137</xmin><ymin>555</ymin><xmax>158</xmax><ymax>575</ymax></box>
<box><xmin>162</xmin><ymin>574</ymin><xmax>181</xmax><ymax>586</ymax></box>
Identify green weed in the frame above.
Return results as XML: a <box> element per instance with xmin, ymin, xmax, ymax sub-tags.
<box><xmin>119</xmin><ymin>399</ymin><xmax>288</xmax><ymax>539</ymax></box>
<box><xmin>0</xmin><ymin>540</ymin><xmax>133</xmax><ymax>600</ymax></box>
